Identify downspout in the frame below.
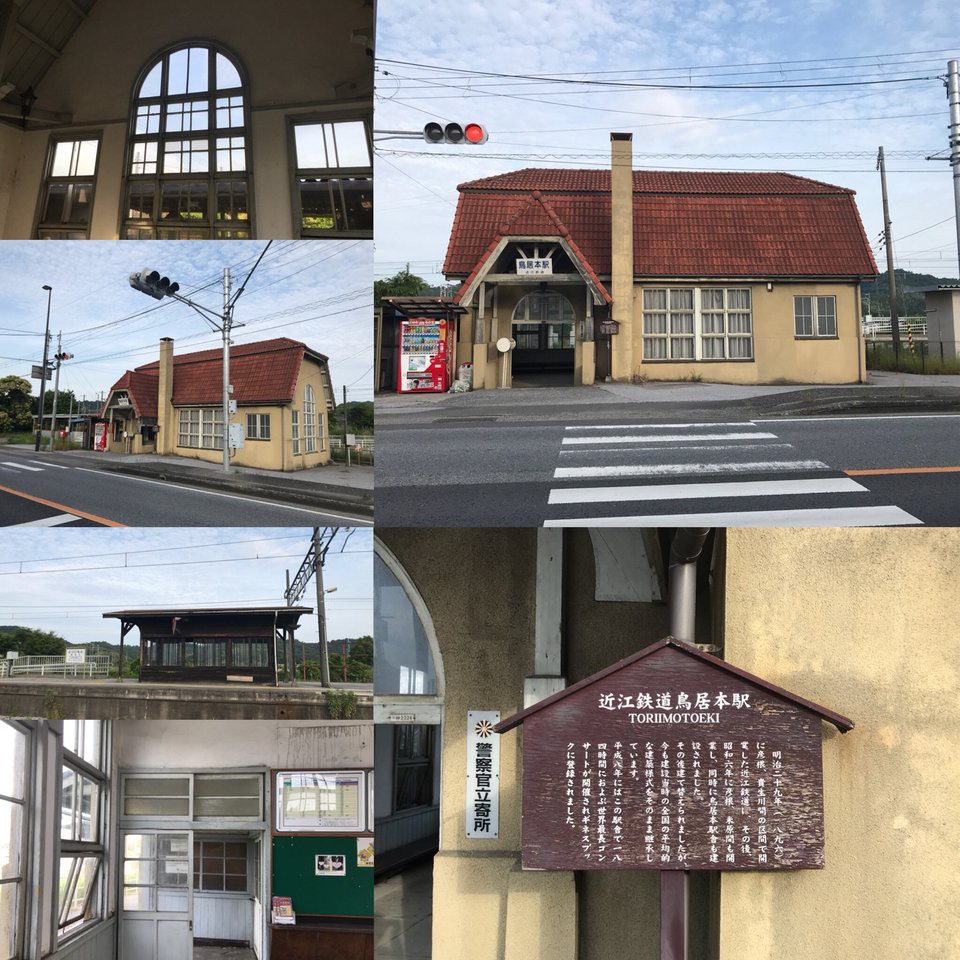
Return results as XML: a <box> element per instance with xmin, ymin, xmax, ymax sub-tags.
<box><xmin>668</xmin><ymin>528</ymin><xmax>710</xmax><ymax>643</ymax></box>
<box><xmin>664</xmin><ymin>526</ymin><xmax>711</xmax><ymax>960</ymax></box>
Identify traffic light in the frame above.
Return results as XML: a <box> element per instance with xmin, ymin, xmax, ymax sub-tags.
<box><xmin>55</xmin><ymin>352</ymin><xmax>74</xmax><ymax>362</ymax></box>
<box><xmin>129</xmin><ymin>268</ymin><xmax>181</xmax><ymax>299</ymax></box>
<box><xmin>422</xmin><ymin>121</ymin><xmax>488</xmax><ymax>145</ymax></box>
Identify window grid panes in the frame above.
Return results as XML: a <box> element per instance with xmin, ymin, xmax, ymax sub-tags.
<box><xmin>126</xmin><ymin>44</ymin><xmax>250</xmax><ymax>239</ymax></box>
<box><xmin>304</xmin><ymin>386</ymin><xmax>317</xmax><ymax>454</ymax></box>
<box><xmin>291</xmin><ymin>410</ymin><xmax>300</xmax><ymax>455</ymax></box>
<box><xmin>121</xmin><ymin>775</ymin><xmax>263</xmax><ymax>820</ymax></box>
<box><xmin>246</xmin><ymin>413</ymin><xmax>270</xmax><ymax>440</ymax></box>
<box><xmin>37</xmin><ymin>138</ymin><xmax>100</xmax><ymax>239</ymax></box>
<box><xmin>193</xmin><ymin>840</ymin><xmax>248</xmax><ymax>892</ymax></box>
<box><xmin>178</xmin><ymin>408</ymin><xmax>222</xmax><ymax>449</ymax></box>
<box><xmin>292</xmin><ymin>118</ymin><xmax>372</xmax><ymax>237</ymax></box>
<box><xmin>59</xmin><ymin>722</ymin><xmax>107</xmax><ymax>941</ymax></box>
<box><xmin>643</xmin><ymin>288</ymin><xmax>753</xmax><ymax>361</ymax></box>
<box><xmin>795</xmin><ymin>295</ymin><xmax>837</xmax><ymax>338</ymax></box>
<box><xmin>0</xmin><ymin>723</ymin><xmax>27</xmax><ymax>960</ymax></box>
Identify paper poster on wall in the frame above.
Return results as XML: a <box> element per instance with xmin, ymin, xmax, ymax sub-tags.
<box><xmin>276</xmin><ymin>770</ymin><xmax>366</xmax><ymax>832</ymax></box>
<box><xmin>357</xmin><ymin>837</ymin><xmax>374</xmax><ymax>868</ymax></box>
<box><xmin>315</xmin><ymin>854</ymin><xmax>347</xmax><ymax>877</ymax></box>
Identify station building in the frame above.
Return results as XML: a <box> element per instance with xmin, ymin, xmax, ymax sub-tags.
<box><xmin>101</xmin><ymin>337</ymin><xmax>336</xmax><ymax>471</ymax></box>
<box><xmin>0</xmin><ymin>719</ymin><xmax>374</xmax><ymax>960</ymax></box>
<box><xmin>0</xmin><ymin>0</ymin><xmax>373</xmax><ymax>240</ymax></box>
<box><xmin>373</xmin><ymin>527</ymin><xmax>959</xmax><ymax>960</ymax></box>
<box><xmin>437</xmin><ymin>134</ymin><xmax>877</xmax><ymax>389</ymax></box>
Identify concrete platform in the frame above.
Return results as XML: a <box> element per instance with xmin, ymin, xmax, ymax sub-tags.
<box><xmin>194</xmin><ymin>946</ymin><xmax>255</xmax><ymax>960</ymax></box>
<box><xmin>375</xmin><ymin>858</ymin><xmax>433</xmax><ymax>960</ymax></box>
<box><xmin>0</xmin><ymin>677</ymin><xmax>373</xmax><ymax>719</ymax></box>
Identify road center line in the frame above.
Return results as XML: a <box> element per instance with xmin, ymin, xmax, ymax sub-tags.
<box><xmin>0</xmin><ymin>483</ymin><xmax>124</xmax><ymax>527</ymax></box>
<box><xmin>844</xmin><ymin>465</ymin><xmax>960</xmax><ymax>476</ymax></box>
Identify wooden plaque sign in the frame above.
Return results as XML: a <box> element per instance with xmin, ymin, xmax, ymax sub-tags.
<box><xmin>496</xmin><ymin>638</ymin><xmax>852</xmax><ymax>873</ymax></box>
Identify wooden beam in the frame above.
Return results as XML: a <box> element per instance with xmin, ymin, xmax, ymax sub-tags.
<box><xmin>16</xmin><ymin>22</ymin><xmax>61</xmax><ymax>58</ymax></box>
<box><xmin>59</xmin><ymin>0</ymin><xmax>87</xmax><ymax>19</ymax></box>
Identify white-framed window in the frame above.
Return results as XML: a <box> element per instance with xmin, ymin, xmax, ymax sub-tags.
<box><xmin>124</xmin><ymin>43</ymin><xmax>251</xmax><ymax>240</ymax></box>
<box><xmin>194</xmin><ymin>839</ymin><xmax>248</xmax><ymax>893</ymax></box>
<box><xmin>0</xmin><ymin>721</ymin><xmax>29</xmax><ymax>959</ymax></box>
<box><xmin>291</xmin><ymin>410</ymin><xmax>301</xmax><ymax>455</ymax></box>
<box><xmin>58</xmin><ymin>721</ymin><xmax>108</xmax><ymax>943</ymax></box>
<box><xmin>246</xmin><ymin>413</ymin><xmax>270</xmax><ymax>440</ymax></box>
<box><xmin>177</xmin><ymin>408</ymin><xmax>223</xmax><ymax>449</ymax></box>
<box><xmin>36</xmin><ymin>137</ymin><xmax>100</xmax><ymax>239</ymax></box>
<box><xmin>290</xmin><ymin>117</ymin><xmax>372</xmax><ymax>238</ymax></box>
<box><xmin>304</xmin><ymin>386</ymin><xmax>317</xmax><ymax>454</ymax></box>
<box><xmin>642</xmin><ymin>287</ymin><xmax>753</xmax><ymax>361</ymax></box>
<box><xmin>794</xmin><ymin>295</ymin><xmax>837</xmax><ymax>338</ymax></box>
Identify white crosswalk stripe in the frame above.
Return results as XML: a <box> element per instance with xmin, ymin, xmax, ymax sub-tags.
<box><xmin>546</xmin><ymin>421</ymin><xmax>922</xmax><ymax>527</ymax></box>
<box><xmin>1</xmin><ymin>461</ymin><xmax>43</xmax><ymax>471</ymax></box>
<box><xmin>11</xmin><ymin>514</ymin><xmax>79</xmax><ymax>527</ymax></box>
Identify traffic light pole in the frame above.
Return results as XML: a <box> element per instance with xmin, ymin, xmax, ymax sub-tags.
<box><xmin>34</xmin><ymin>286</ymin><xmax>52</xmax><ymax>452</ymax></box>
<box><xmin>47</xmin><ymin>332</ymin><xmax>61</xmax><ymax>452</ymax></box>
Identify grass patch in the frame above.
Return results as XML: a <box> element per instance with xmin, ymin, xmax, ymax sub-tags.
<box><xmin>0</xmin><ymin>432</ymin><xmax>35</xmax><ymax>445</ymax></box>
<box><xmin>866</xmin><ymin>346</ymin><xmax>960</xmax><ymax>375</ymax></box>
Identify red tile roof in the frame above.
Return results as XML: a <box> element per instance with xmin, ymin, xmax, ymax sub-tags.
<box><xmin>443</xmin><ymin>169</ymin><xmax>878</xmax><ymax>281</ymax></box>
<box><xmin>104</xmin><ymin>338</ymin><xmax>329</xmax><ymax>416</ymax></box>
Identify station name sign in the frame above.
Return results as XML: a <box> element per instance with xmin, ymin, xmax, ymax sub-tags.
<box><xmin>496</xmin><ymin>638</ymin><xmax>852</xmax><ymax>873</ymax></box>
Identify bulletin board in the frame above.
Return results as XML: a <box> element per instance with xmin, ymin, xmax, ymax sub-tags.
<box><xmin>271</xmin><ymin>835</ymin><xmax>373</xmax><ymax>918</ymax></box>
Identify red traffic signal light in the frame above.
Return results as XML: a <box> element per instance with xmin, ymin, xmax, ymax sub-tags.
<box><xmin>422</xmin><ymin>121</ymin><xmax>488</xmax><ymax>145</ymax></box>
<box><xmin>55</xmin><ymin>352</ymin><xmax>74</xmax><ymax>361</ymax></box>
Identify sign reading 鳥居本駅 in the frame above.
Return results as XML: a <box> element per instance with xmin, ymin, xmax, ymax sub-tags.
<box><xmin>496</xmin><ymin>638</ymin><xmax>852</xmax><ymax>872</ymax></box>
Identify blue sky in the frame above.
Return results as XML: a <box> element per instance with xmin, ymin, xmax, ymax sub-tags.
<box><xmin>374</xmin><ymin>0</ymin><xmax>959</xmax><ymax>290</ymax></box>
<box><xmin>0</xmin><ymin>240</ymin><xmax>373</xmax><ymax>407</ymax></box>
<box><xmin>0</xmin><ymin>527</ymin><xmax>373</xmax><ymax>647</ymax></box>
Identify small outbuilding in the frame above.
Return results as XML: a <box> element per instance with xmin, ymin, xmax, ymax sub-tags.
<box><xmin>103</xmin><ymin>605</ymin><xmax>312</xmax><ymax>684</ymax></box>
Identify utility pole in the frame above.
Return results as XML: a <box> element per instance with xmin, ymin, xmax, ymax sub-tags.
<box><xmin>35</xmin><ymin>286</ymin><xmax>52</xmax><ymax>451</ymax></box>
<box><xmin>342</xmin><ymin>385</ymin><xmax>350</xmax><ymax>468</ymax></box>
<box><xmin>877</xmin><ymin>147</ymin><xmax>901</xmax><ymax>361</ymax></box>
<box><xmin>314</xmin><ymin>527</ymin><xmax>332</xmax><ymax>687</ymax></box>
<box><xmin>47</xmin><ymin>333</ymin><xmax>62</xmax><ymax>452</ymax></box>
<box><xmin>947</xmin><ymin>59</ymin><xmax>960</xmax><ymax>280</ymax></box>
<box><xmin>222</xmin><ymin>267</ymin><xmax>233</xmax><ymax>473</ymax></box>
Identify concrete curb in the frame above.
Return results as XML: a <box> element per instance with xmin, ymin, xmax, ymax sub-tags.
<box><xmin>92</xmin><ymin>460</ymin><xmax>374</xmax><ymax>516</ymax></box>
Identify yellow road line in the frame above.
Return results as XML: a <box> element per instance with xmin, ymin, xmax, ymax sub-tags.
<box><xmin>0</xmin><ymin>484</ymin><xmax>125</xmax><ymax>527</ymax></box>
<box><xmin>844</xmin><ymin>466</ymin><xmax>960</xmax><ymax>477</ymax></box>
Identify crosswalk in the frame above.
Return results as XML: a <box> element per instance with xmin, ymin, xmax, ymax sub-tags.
<box><xmin>544</xmin><ymin>422</ymin><xmax>920</xmax><ymax>527</ymax></box>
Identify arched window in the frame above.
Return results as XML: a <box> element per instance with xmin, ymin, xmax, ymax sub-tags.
<box><xmin>304</xmin><ymin>384</ymin><xmax>317</xmax><ymax>454</ymax></box>
<box><xmin>374</xmin><ymin>545</ymin><xmax>441</xmax><ymax>698</ymax></box>
<box><xmin>124</xmin><ymin>43</ymin><xmax>251</xmax><ymax>240</ymax></box>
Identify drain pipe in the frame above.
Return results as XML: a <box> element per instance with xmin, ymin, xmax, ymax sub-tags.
<box><xmin>668</xmin><ymin>528</ymin><xmax>710</xmax><ymax>643</ymax></box>
<box><xmin>662</xmin><ymin>527</ymin><xmax>710</xmax><ymax>960</ymax></box>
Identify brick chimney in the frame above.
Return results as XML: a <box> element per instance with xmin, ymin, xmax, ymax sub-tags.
<box><xmin>157</xmin><ymin>338</ymin><xmax>175</xmax><ymax>454</ymax></box>
<box><xmin>610</xmin><ymin>132</ymin><xmax>634</xmax><ymax>380</ymax></box>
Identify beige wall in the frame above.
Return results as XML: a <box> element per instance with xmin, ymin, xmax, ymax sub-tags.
<box><xmin>457</xmin><ymin>278</ymin><xmax>863</xmax><ymax>388</ymax></box>
<box><xmin>378</xmin><ymin>529</ymin><xmax>713</xmax><ymax>960</ymax></box>
<box><xmin>722</xmin><ymin>528</ymin><xmax>960</xmax><ymax>960</ymax></box>
<box><xmin>0</xmin><ymin>123</ymin><xmax>23</xmax><ymax>235</ymax></box>
<box><xmin>0</xmin><ymin>0</ymin><xmax>372</xmax><ymax>239</ymax></box>
<box><xmin>633</xmin><ymin>280</ymin><xmax>863</xmax><ymax>384</ymax></box>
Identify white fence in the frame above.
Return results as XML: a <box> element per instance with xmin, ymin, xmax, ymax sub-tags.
<box><xmin>862</xmin><ymin>316</ymin><xmax>927</xmax><ymax>338</ymax></box>
<box><xmin>330</xmin><ymin>435</ymin><xmax>374</xmax><ymax>451</ymax></box>
<box><xmin>0</xmin><ymin>655</ymin><xmax>113</xmax><ymax>679</ymax></box>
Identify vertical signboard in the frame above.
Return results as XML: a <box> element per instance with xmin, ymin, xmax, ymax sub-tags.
<box><xmin>466</xmin><ymin>710</ymin><xmax>500</xmax><ymax>839</ymax></box>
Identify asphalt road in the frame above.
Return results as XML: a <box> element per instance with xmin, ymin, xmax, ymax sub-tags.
<box><xmin>376</xmin><ymin>412</ymin><xmax>960</xmax><ymax>527</ymax></box>
<box><xmin>0</xmin><ymin>448</ymin><xmax>372</xmax><ymax>527</ymax></box>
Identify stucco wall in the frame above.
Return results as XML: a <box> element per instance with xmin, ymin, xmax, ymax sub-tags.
<box><xmin>377</xmin><ymin>529</ymin><xmax>716</xmax><ymax>960</ymax></box>
<box><xmin>0</xmin><ymin>123</ymin><xmax>24</xmax><ymax>235</ymax></box>
<box><xmin>721</xmin><ymin>528</ymin><xmax>960</xmax><ymax>960</ymax></box>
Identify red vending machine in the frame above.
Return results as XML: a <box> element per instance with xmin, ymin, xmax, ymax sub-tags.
<box><xmin>398</xmin><ymin>318</ymin><xmax>451</xmax><ymax>393</ymax></box>
<box><xmin>93</xmin><ymin>421</ymin><xmax>108</xmax><ymax>452</ymax></box>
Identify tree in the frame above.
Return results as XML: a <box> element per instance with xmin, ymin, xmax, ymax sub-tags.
<box><xmin>331</xmin><ymin>401</ymin><xmax>374</xmax><ymax>435</ymax></box>
<box><xmin>375</xmin><ymin>266</ymin><xmax>427</xmax><ymax>304</ymax></box>
<box><xmin>36</xmin><ymin>387</ymin><xmax>79</xmax><ymax>417</ymax></box>
<box><xmin>0</xmin><ymin>626</ymin><xmax>67</xmax><ymax>657</ymax></box>
<box><xmin>0</xmin><ymin>376</ymin><xmax>33</xmax><ymax>432</ymax></box>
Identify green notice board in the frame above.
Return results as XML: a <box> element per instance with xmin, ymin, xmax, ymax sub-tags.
<box><xmin>271</xmin><ymin>836</ymin><xmax>373</xmax><ymax>918</ymax></box>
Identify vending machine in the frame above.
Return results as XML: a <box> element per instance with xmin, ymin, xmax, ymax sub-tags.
<box><xmin>93</xmin><ymin>421</ymin><xmax>108</xmax><ymax>452</ymax></box>
<box><xmin>397</xmin><ymin>318</ymin><xmax>451</xmax><ymax>393</ymax></box>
